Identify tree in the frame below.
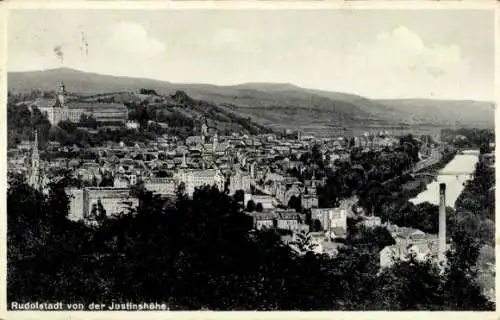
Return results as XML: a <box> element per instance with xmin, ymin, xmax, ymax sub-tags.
<box><xmin>79</xmin><ymin>113</ymin><xmax>98</xmax><ymax>129</ymax></box>
<box><xmin>399</xmin><ymin>134</ymin><xmax>420</xmax><ymax>164</ymax></box>
<box><xmin>6</xmin><ymin>168</ymin><xmax>494</xmax><ymax>310</ymax></box>
<box><xmin>171</xmin><ymin>90</ymin><xmax>193</xmax><ymax>105</ymax></box>
<box><xmin>233</xmin><ymin>190</ymin><xmax>245</xmax><ymax>204</ymax></box>
<box><xmin>288</xmin><ymin>195</ymin><xmax>302</xmax><ymax>212</ymax></box>
<box><xmin>348</xmin><ymin>137</ymin><xmax>356</xmax><ymax>148</ymax></box>
<box><xmin>299</xmin><ymin>152</ymin><xmax>312</xmax><ymax>165</ymax></box>
<box><xmin>346</xmin><ymin>225</ymin><xmax>395</xmax><ymax>252</ymax></box>
<box><xmin>96</xmin><ymin>200</ymin><xmax>107</xmax><ymax>223</ymax></box>
<box><xmin>175</xmin><ymin>182</ymin><xmax>186</xmax><ymax>199</ymax></box>
<box><xmin>246</xmin><ymin>200</ymin><xmax>256</xmax><ymax>212</ymax></box>
<box><xmin>100</xmin><ymin>171</ymin><xmax>114</xmax><ymax>187</ymax></box>
<box><xmin>289</xmin><ymin>230</ymin><xmax>318</xmax><ymax>255</ymax></box>
<box><xmin>255</xmin><ymin>203</ymin><xmax>264</xmax><ymax>212</ymax></box>
<box><xmin>140</xmin><ymin>88</ymin><xmax>159</xmax><ymax>96</ymax></box>
<box><xmin>375</xmin><ymin>254</ymin><xmax>445</xmax><ymax>310</ymax></box>
<box><xmin>91</xmin><ymin>175</ymin><xmax>98</xmax><ymax>187</ymax></box>
<box><xmin>46</xmin><ymin>181</ymin><xmax>71</xmax><ymax>226</ymax></box>
<box><xmin>442</xmin><ymin>227</ymin><xmax>492</xmax><ymax>310</ymax></box>
<box><xmin>7</xmin><ymin>104</ymin><xmax>51</xmax><ymax>149</ymax></box>
<box><xmin>130</xmin><ymin>181</ymin><xmax>147</xmax><ymax>198</ymax></box>
<box><xmin>311</xmin><ymin>144</ymin><xmax>324</xmax><ymax>168</ymax></box>
<box><xmin>311</xmin><ymin>219</ymin><xmax>323</xmax><ymax>232</ymax></box>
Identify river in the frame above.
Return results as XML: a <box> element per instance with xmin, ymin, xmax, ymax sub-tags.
<box><xmin>410</xmin><ymin>150</ymin><xmax>480</xmax><ymax>208</ymax></box>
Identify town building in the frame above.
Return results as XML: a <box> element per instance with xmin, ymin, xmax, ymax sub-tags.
<box><xmin>174</xmin><ymin>169</ymin><xmax>225</xmax><ymax>197</ymax></box>
<box><xmin>251</xmin><ymin>212</ymin><xmax>276</xmax><ymax>230</ymax></box>
<box><xmin>66</xmin><ymin>188</ymin><xmax>85</xmax><ymax>221</ymax></box>
<box><xmin>361</xmin><ymin>215</ymin><xmax>382</xmax><ymax>228</ymax></box>
<box><xmin>65</xmin><ymin>187</ymin><xmax>139</xmax><ymax>221</ymax></box>
<box><xmin>34</xmin><ymin>83</ymin><xmax>83</xmax><ymax>124</ymax></box>
<box><xmin>276</xmin><ymin>210</ymin><xmax>304</xmax><ymax>232</ymax></box>
<box><xmin>302</xmin><ymin>194</ymin><xmax>319</xmax><ymax>209</ymax></box>
<box><xmin>229</xmin><ymin>168</ymin><xmax>252</xmax><ymax>195</ymax></box>
<box><xmin>82</xmin><ymin>187</ymin><xmax>139</xmax><ymax>220</ymax></box>
<box><xmin>244</xmin><ymin>194</ymin><xmax>277</xmax><ymax>210</ymax></box>
<box><xmin>379</xmin><ymin>236</ymin><xmax>440</xmax><ymax>269</ymax></box>
<box><xmin>144</xmin><ymin>177</ymin><xmax>178</xmax><ymax>196</ymax></box>
<box><xmin>311</xmin><ymin>205</ymin><xmax>348</xmax><ymax>233</ymax></box>
<box><xmin>126</xmin><ymin>121</ymin><xmax>140</xmax><ymax>130</ymax></box>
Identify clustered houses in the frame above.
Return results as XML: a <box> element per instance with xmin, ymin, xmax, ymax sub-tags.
<box><xmin>9</xmin><ymin>122</ymin><xmax>400</xmax><ymax>226</ymax></box>
<box><xmin>9</xmin><ymin>84</ymin><xmax>407</xmax><ymax>252</ymax></box>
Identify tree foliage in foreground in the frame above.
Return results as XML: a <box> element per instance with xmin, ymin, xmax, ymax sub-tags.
<box><xmin>7</xmin><ymin>177</ymin><xmax>494</xmax><ymax>310</ymax></box>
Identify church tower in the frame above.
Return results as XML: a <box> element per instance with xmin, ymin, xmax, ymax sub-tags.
<box><xmin>212</xmin><ymin>131</ymin><xmax>218</xmax><ymax>153</ymax></box>
<box><xmin>201</xmin><ymin>119</ymin><xmax>208</xmax><ymax>144</ymax></box>
<box><xmin>180</xmin><ymin>150</ymin><xmax>188</xmax><ymax>168</ymax></box>
<box><xmin>28</xmin><ymin>130</ymin><xmax>40</xmax><ymax>190</ymax></box>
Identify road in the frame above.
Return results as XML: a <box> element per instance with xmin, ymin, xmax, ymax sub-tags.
<box><xmin>381</xmin><ymin>148</ymin><xmax>442</xmax><ymax>186</ymax></box>
<box><xmin>413</xmin><ymin>148</ymin><xmax>442</xmax><ymax>172</ymax></box>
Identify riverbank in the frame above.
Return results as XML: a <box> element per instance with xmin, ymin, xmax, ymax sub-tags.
<box><xmin>398</xmin><ymin>148</ymin><xmax>457</xmax><ymax>200</ymax></box>
<box><xmin>411</xmin><ymin>150</ymin><xmax>479</xmax><ymax>207</ymax></box>
<box><xmin>372</xmin><ymin>148</ymin><xmax>465</xmax><ymax>234</ymax></box>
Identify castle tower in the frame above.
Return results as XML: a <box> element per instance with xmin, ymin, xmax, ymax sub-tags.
<box><xmin>438</xmin><ymin>183</ymin><xmax>447</xmax><ymax>264</ymax></box>
<box><xmin>56</xmin><ymin>82</ymin><xmax>66</xmax><ymax>106</ymax></box>
<box><xmin>28</xmin><ymin>130</ymin><xmax>40</xmax><ymax>190</ymax></box>
<box><xmin>46</xmin><ymin>82</ymin><xmax>67</xmax><ymax>125</ymax></box>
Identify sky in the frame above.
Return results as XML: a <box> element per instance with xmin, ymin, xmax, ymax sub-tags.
<box><xmin>7</xmin><ymin>9</ymin><xmax>495</xmax><ymax>100</ymax></box>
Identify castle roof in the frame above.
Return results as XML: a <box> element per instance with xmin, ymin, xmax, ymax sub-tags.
<box><xmin>187</xmin><ymin>169</ymin><xmax>221</xmax><ymax>178</ymax></box>
<box><xmin>65</xmin><ymin>102</ymin><xmax>127</xmax><ymax>111</ymax></box>
<box><xmin>30</xmin><ymin>98</ymin><xmax>55</xmax><ymax>109</ymax></box>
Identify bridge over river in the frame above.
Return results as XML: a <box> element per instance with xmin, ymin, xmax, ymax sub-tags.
<box><xmin>410</xmin><ymin>150</ymin><xmax>480</xmax><ymax>207</ymax></box>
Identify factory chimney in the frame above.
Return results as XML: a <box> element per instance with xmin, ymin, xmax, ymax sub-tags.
<box><xmin>438</xmin><ymin>183</ymin><xmax>447</xmax><ymax>264</ymax></box>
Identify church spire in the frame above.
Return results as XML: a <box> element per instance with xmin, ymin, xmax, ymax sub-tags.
<box><xmin>29</xmin><ymin>130</ymin><xmax>40</xmax><ymax>190</ymax></box>
<box><xmin>180</xmin><ymin>150</ymin><xmax>188</xmax><ymax>168</ymax></box>
<box><xmin>201</xmin><ymin>118</ymin><xmax>208</xmax><ymax>144</ymax></box>
<box><xmin>212</xmin><ymin>131</ymin><xmax>218</xmax><ymax>153</ymax></box>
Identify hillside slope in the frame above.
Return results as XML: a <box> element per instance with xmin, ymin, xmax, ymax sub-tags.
<box><xmin>378</xmin><ymin>99</ymin><xmax>495</xmax><ymax>128</ymax></box>
<box><xmin>8</xmin><ymin>68</ymin><xmax>494</xmax><ymax>130</ymax></box>
<box><xmin>8</xmin><ymin>68</ymin><xmax>176</xmax><ymax>95</ymax></box>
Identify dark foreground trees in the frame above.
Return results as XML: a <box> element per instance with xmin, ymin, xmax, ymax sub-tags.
<box><xmin>7</xmin><ymin>177</ymin><xmax>494</xmax><ymax>310</ymax></box>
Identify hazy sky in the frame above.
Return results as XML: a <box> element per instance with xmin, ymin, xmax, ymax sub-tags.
<box><xmin>7</xmin><ymin>9</ymin><xmax>494</xmax><ymax>100</ymax></box>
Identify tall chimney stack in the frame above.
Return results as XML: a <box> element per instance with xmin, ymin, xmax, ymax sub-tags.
<box><xmin>438</xmin><ymin>183</ymin><xmax>447</xmax><ymax>264</ymax></box>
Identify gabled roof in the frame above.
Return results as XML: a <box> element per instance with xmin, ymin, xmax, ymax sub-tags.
<box><xmin>188</xmin><ymin>169</ymin><xmax>220</xmax><ymax>178</ymax></box>
<box><xmin>252</xmin><ymin>212</ymin><xmax>276</xmax><ymax>221</ymax></box>
<box><xmin>66</xmin><ymin>101</ymin><xmax>127</xmax><ymax>110</ymax></box>
<box><xmin>31</xmin><ymin>98</ymin><xmax>55</xmax><ymax>109</ymax></box>
<box><xmin>277</xmin><ymin>211</ymin><xmax>300</xmax><ymax>220</ymax></box>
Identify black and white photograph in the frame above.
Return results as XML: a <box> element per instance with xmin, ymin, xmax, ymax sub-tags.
<box><xmin>5</xmin><ymin>5</ymin><xmax>496</xmax><ymax>312</ymax></box>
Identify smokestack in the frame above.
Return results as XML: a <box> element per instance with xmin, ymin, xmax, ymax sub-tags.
<box><xmin>438</xmin><ymin>183</ymin><xmax>446</xmax><ymax>264</ymax></box>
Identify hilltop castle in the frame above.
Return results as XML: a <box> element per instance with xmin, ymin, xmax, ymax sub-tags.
<box><xmin>33</xmin><ymin>83</ymin><xmax>128</xmax><ymax>126</ymax></box>
<box><xmin>38</xmin><ymin>83</ymin><xmax>83</xmax><ymax>124</ymax></box>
